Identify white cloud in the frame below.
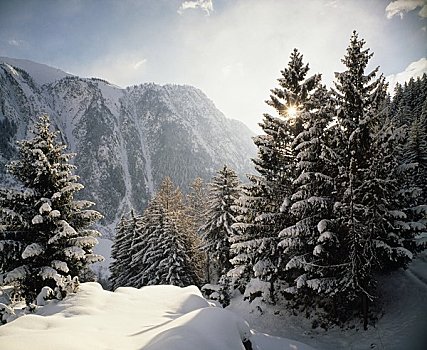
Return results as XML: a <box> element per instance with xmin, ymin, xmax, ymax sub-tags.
<box><xmin>385</xmin><ymin>0</ymin><xmax>427</xmax><ymax>19</ymax></box>
<box><xmin>133</xmin><ymin>58</ymin><xmax>147</xmax><ymax>70</ymax></box>
<box><xmin>81</xmin><ymin>54</ymin><xmax>148</xmax><ymax>87</ymax></box>
<box><xmin>8</xmin><ymin>39</ymin><xmax>25</xmax><ymax>47</ymax></box>
<box><xmin>386</xmin><ymin>57</ymin><xmax>427</xmax><ymax>93</ymax></box>
<box><xmin>178</xmin><ymin>0</ymin><xmax>213</xmax><ymax>16</ymax></box>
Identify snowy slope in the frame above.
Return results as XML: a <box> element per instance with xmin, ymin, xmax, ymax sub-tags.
<box><xmin>0</xmin><ymin>57</ymin><xmax>72</xmax><ymax>86</ymax></box>
<box><xmin>0</xmin><ymin>283</ymin><xmax>314</xmax><ymax>350</ymax></box>
<box><xmin>229</xmin><ymin>251</ymin><xmax>427</xmax><ymax>350</ymax></box>
<box><xmin>0</xmin><ymin>57</ymin><xmax>256</xmax><ymax>234</ymax></box>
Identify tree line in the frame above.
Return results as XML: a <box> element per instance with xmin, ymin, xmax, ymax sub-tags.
<box><xmin>110</xmin><ymin>32</ymin><xmax>426</xmax><ymax>327</ymax></box>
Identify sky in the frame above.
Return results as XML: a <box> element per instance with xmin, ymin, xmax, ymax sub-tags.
<box><xmin>0</xmin><ymin>0</ymin><xmax>426</xmax><ymax>132</ymax></box>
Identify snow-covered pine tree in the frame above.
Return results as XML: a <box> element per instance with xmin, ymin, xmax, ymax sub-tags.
<box><xmin>109</xmin><ymin>214</ymin><xmax>128</xmax><ymax>290</ymax></box>
<box><xmin>228</xmin><ymin>182</ymin><xmax>261</xmax><ymax>292</ymax></box>
<box><xmin>331</xmin><ymin>32</ymin><xmax>395</xmax><ymax>326</ymax></box>
<box><xmin>390</xmin><ymin>74</ymin><xmax>426</xmax><ymax>131</ymax></box>
<box><xmin>230</xmin><ymin>49</ymin><xmax>321</xmax><ymax>299</ymax></box>
<box><xmin>364</xmin><ymin>118</ymin><xmax>421</xmax><ymax>272</ymax></box>
<box><xmin>389</xmin><ymin>74</ymin><xmax>427</xmax><ymax>253</ymax></box>
<box><xmin>109</xmin><ymin>210</ymin><xmax>141</xmax><ymax>290</ymax></box>
<box><xmin>200</xmin><ymin>165</ymin><xmax>240</xmax><ymax>284</ymax></box>
<box><xmin>155</xmin><ymin>177</ymin><xmax>205</xmax><ymax>283</ymax></box>
<box><xmin>130</xmin><ymin>197</ymin><xmax>199</xmax><ymax>287</ymax></box>
<box><xmin>0</xmin><ymin>115</ymin><xmax>103</xmax><ymax>303</ymax></box>
<box><xmin>402</xmin><ymin>95</ymin><xmax>427</xmax><ymax>203</ymax></box>
<box><xmin>398</xmin><ymin>105</ymin><xmax>427</xmax><ymax>252</ymax></box>
<box><xmin>129</xmin><ymin>203</ymin><xmax>156</xmax><ymax>288</ymax></box>
<box><xmin>278</xmin><ymin>85</ymin><xmax>340</xmax><ymax>300</ymax></box>
<box><xmin>186</xmin><ymin>177</ymin><xmax>208</xmax><ymax>234</ymax></box>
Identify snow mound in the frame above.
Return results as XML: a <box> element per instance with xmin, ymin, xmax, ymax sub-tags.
<box><xmin>0</xmin><ymin>283</ymin><xmax>252</xmax><ymax>350</ymax></box>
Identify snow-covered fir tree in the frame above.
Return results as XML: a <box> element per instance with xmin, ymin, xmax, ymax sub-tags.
<box><xmin>278</xmin><ymin>84</ymin><xmax>340</xmax><ymax>300</ymax></box>
<box><xmin>0</xmin><ymin>115</ymin><xmax>103</xmax><ymax>303</ymax></box>
<box><xmin>186</xmin><ymin>177</ymin><xmax>209</xmax><ymax>234</ymax></box>
<box><xmin>154</xmin><ymin>177</ymin><xmax>205</xmax><ymax>282</ymax></box>
<box><xmin>329</xmin><ymin>32</ymin><xmax>422</xmax><ymax>327</ymax></box>
<box><xmin>402</xmin><ymin>97</ymin><xmax>427</xmax><ymax>203</ymax></box>
<box><xmin>389</xmin><ymin>73</ymin><xmax>427</xmax><ymax>252</ymax></box>
<box><xmin>200</xmin><ymin>165</ymin><xmax>240</xmax><ymax>284</ymax></box>
<box><xmin>128</xmin><ymin>205</ymin><xmax>155</xmax><ymax>288</ymax></box>
<box><xmin>364</xmin><ymin>120</ymin><xmax>420</xmax><ymax>271</ymax></box>
<box><xmin>230</xmin><ymin>49</ymin><xmax>321</xmax><ymax>299</ymax></box>
<box><xmin>130</xmin><ymin>196</ymin><xmax>199</xmax><ymax>287</ymax></box>
<box><xmin>109</xmin><ymin>210</ymin><xmax>142</xmax><ymax>290</ymax></box>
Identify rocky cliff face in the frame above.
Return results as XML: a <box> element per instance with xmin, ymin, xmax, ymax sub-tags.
<box><xmin>0</xmin><ymin>58</ymin><xmax>256</xmax><ymax>234</ymax></box>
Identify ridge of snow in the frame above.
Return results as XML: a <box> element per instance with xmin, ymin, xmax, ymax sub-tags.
<box><xmin>0</xmin><ymin>57</ymin><xmax>72</xmax><ymax>86</ymax></box>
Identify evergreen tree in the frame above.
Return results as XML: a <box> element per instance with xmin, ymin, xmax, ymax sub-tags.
<box><xmin>364</xmin><ymin>120</ymin><xmax>419</xmax><ymax>271</ymax></box>
<box><xmin>279</xmin><ymin>85</ymin><xmax>340</xmax><ymax>299</ymax></box>
<box><xmin>129</xmin><ymin>204</ymin><xmax>155</xmax><ymax>288</ymax></box>
<box><xmin>403</xmin><ymin>100</ymin><xmax>427</xmax><ymax>202</ymax></box>
<box><xmin>331</xmin><ymin>31</ymin><xmax>413</xmax><ymax>327</ymax></box>
<box><xmin>230</xmin><ymin>49</ymin><xmax>321</xmax><ymax>298</ymax></box>
<box><xmin>0</xmin><ymin>115</ymin><xmax>103</xmax><ymax>303</ymax></box>
<box><xmin>389</xmin><ymin>73</ymin><xmax>427</xmax><ymax>253</ymax></box>
<box><xmin>109</xmin><ymin>210</ymin><xmax>141</xmax><ymax>290</ymax></box>
<box><xmin>228</xmin><ymin>183</ymin><xmax>260</xmax><ymax>292</ymax></box>
<box><xmin>155</xmin><ymin>177</ymin><xmax>205</xmax><ymax>283</ymax></box>
<box><xmin>200</xmin><ymin>165</ymin><xmax>240</xmax><ymax>284</ymax></box>
<box><xmin>186</xmin><ymin>177</ymin><xmax>208</xmax><ymax>233</ymax></box>
<box><xmin>130</xmin><ymin>197</ymin><xmax>199</xmax><ymax>287</ymax></box>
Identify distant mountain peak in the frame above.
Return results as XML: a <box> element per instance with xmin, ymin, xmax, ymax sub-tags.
<box><xmin>0</xmin><ymin>56</ymin><xmax>73</xmax><ymax>86</ymax></box>
<box><xmin>0</xmin><ymin>58</ymin><xmax>256</xmax><ymax>236</ymax></box>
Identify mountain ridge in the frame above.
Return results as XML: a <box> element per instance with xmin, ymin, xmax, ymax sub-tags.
<box><xmin>0</xmin><ymin>57</ymin><xmax>256</xmax><ymax>236</ymax></box>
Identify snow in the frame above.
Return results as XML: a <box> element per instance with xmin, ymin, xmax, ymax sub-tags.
<box><xmin>251</xmin><ymin>333</ymin><xmax>316</xmax><ymax>350</ymax></box>
<box><xmin>386</xmin><ymin>58</ymin><xmax>427</xmax><ymax>94</ymax></box>
<box><xmin>4</xmin><ymin>266</ymin><xmax>28</xmax><ymax>283</ymax></box>
<box><xmin>95</xmin><ymin>80</ymin><xmax>124</xmax><ymax>116</ymax></box>
<box><xmin>0</xmin><ymin>283</ymin><xmax>318</xmax><ymax>349</ymax></box>
<box><xmin>244</xmin><ymin>278</ymin><xmax>272</xmax><ymax>302</ymax></box>
<box><xmin>0</xmin><ymin>56</ymin><xmax>72</xmax><ymax>85</ymax></box>
<box><xmin>316</xmin><ymin>219</ymin><xmax>329</xmax><ymax>233</ymax></box>
<box><xmin>388</xmin><ymin>210</ymin><xmax>406</xmax><ymax>219</ymax></box>
<box><xmin>21</xmin><ymin>243</ymin><xmax>44</xmax><ymax>259</ymax></box>
<box><xmin>36</xmin><ymin>286</ymin><xmax>54</xmax><ymax>306</ymax></box>
<box><xmin>48</xmin><ymin>220</ymin><xmax>77</xmax><ymax>244</ymax></box>
<box><xmin>31</xmin><ymin>214</ymin><xmax>43</xmax><ymax>225</ymax></box>
<box><xmin>39</xmin><ymin>202</ymin><xmax>52</xmax><ymax>214</ymax></box>
<box><xmin>49</xmin><ymin>209</ymin><xmax>61</xmax><ymax>218</ymax></box>
<box><xmin>2</xmin><ymin>252</ymin><xmax>426</xmax><ymax>350</ymax></box>
<box><xmin>229</xmin><ymin>251</ymin><xmax>427</xmax><ymax>350</ymax></box>
<box><xmin>39</xmin><ymin>266</ymin><xmax>59</xmax><ymax>280</ymax></box>
<box><xmin>50</xmin><ymin>261</ymin><xmax>68</xmax><ymax>274</ymax></box>
<box><xmin>63</xmin><ymin>246</ymin><xmax>86</xmax><ymax>259</ymax></box>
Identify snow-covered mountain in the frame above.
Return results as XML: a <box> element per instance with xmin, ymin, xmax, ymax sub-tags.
<box><xmin>0</xmin><ymin>58</ymin><xmax>256</xmax><ymax>234</ymax></box>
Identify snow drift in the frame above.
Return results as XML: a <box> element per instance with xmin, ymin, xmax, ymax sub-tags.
<box><xmin>0</xmin><ymin>282</ymin><xmax>317</xmax><ymax>350</ymax></box>
<box><xmin>0</xmin><ymin>283</ymin><xmax>250</xmax><ymax>350</ymax></box>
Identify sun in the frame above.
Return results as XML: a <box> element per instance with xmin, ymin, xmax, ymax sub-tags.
<box><xmin>286</xmin><ymin>105</ymin><xmax>298</xmax><ymax>118</ymax></box>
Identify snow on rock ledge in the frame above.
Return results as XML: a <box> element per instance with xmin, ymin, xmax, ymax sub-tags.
<box><xmin>0</xmin><ymin>282</ymin><xmax>251</xmax><ymax>350</ymax></box>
